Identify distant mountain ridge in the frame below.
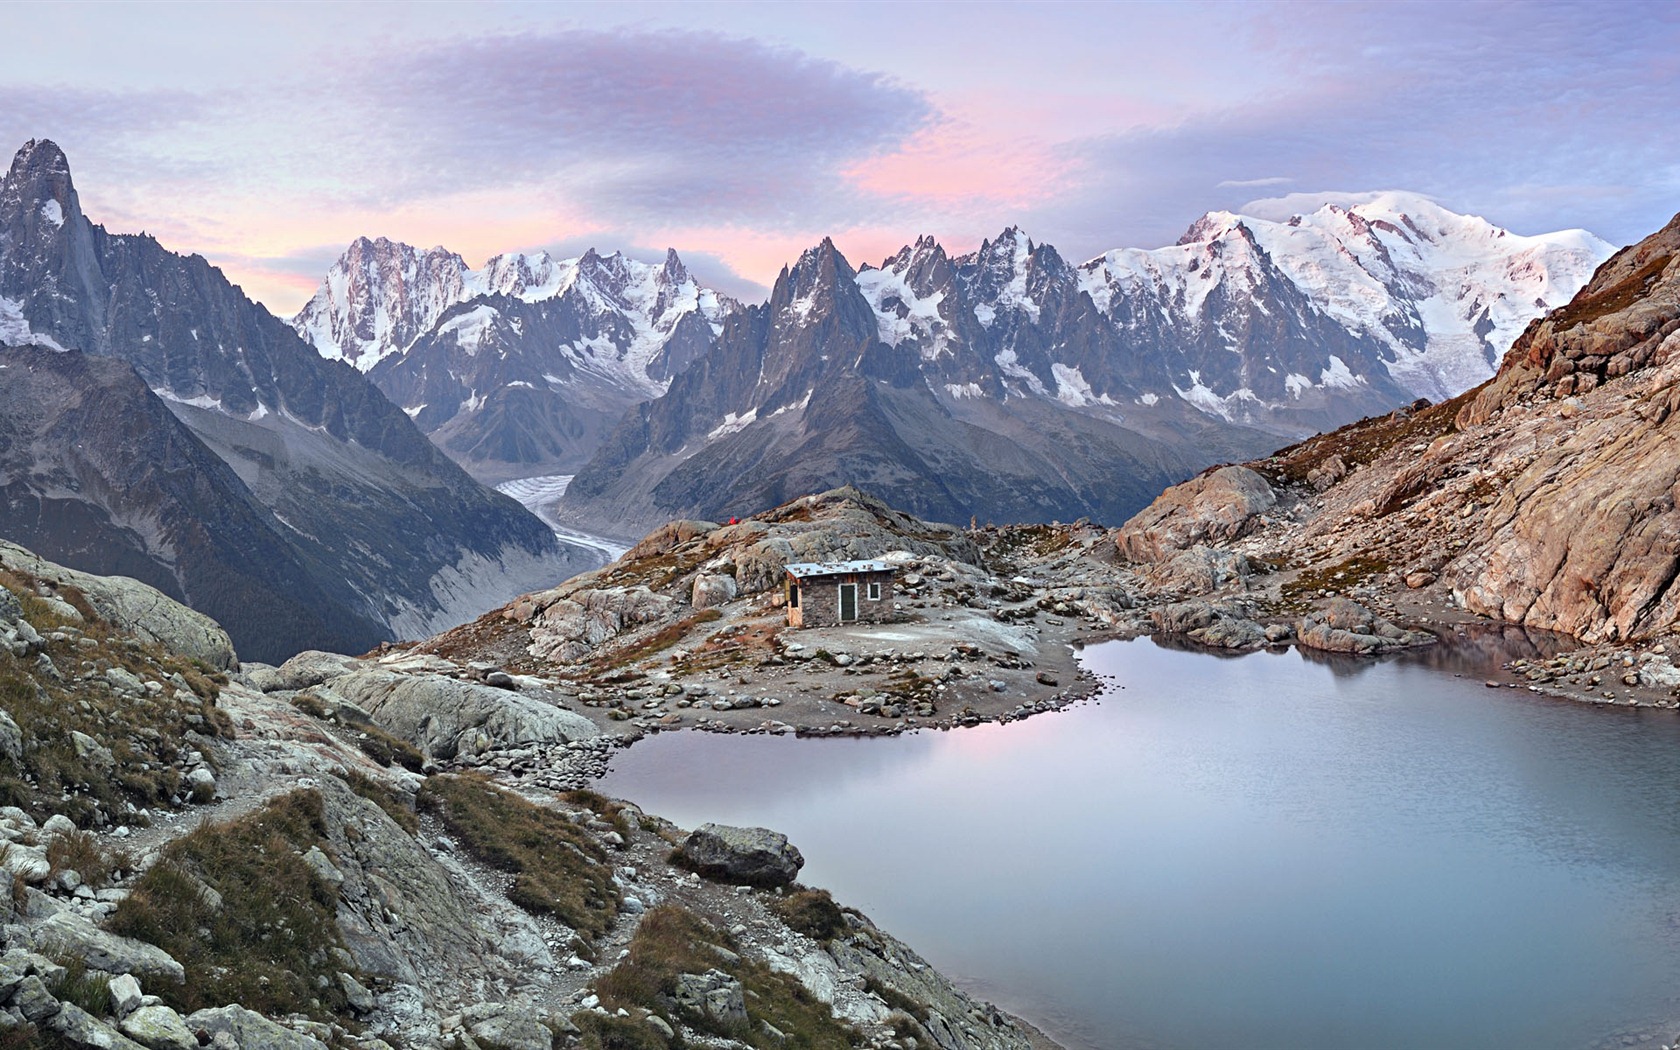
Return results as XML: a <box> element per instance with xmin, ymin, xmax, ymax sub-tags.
<box><xmin>292</xmin><ymin>238</ymin><xmax>732</xmax><ymax>481</ymax></box>
<box><xmin>0</xmin><ymin>139</ymin><xmax>589</xmax><ymax>661</ymax></box>
<box><xmin>296</xmin><ymin>193</ymin><xmax>1609</xmax><ymax>513</ymax></box>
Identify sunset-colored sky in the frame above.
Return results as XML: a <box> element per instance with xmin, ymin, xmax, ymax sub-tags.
<box><xmin>6</xmin><ymin>1</ymin><xmax>1678</xmax><ymax>313</ymax></box>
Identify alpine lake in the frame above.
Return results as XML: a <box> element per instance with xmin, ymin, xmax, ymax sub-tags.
<box><xmin>599</xmin><ymin>628</ymin><xmax>1680</xmax><ymax>1050</ymax></box>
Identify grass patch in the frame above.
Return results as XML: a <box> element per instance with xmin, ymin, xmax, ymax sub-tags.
<box><xmin>45</xmin><ymin>829</ymin><xmax>130</xmax><ymax>890</ymax></box>
<box><xmin>562</xmin><ymin>788</ymin><xmax>633</xmax><ymax>839</ymax></box>
<box><xmin>597</xmin><ymin>609</ymin><xmax>723</xmax><ymax>671</ymax></box>
<box><xmin>342</xmin><ymin>770</ymin><xmax>418</xmax><ymax>834</ymax></box>
<box><xmin>770</xmin><ymin>888</ymin><xmax>847</xmax><ymax>942</ymax></box>
<box><xmin>106</xmin><ymin>789</ymin><xmax>357</xmax><ymax>1019</ymax></box>
<box><xmin>570</xmin><ymin>1012</ymin><xmax>670</xmax><ymax>1050</ymax></box>
<box><xmin>47</xmin><ymin>957</ymin><xmax>111</xmax><ymax>1016</ymax></box>
<box><xmin>594</xmin><ymin>903</ymin><xmax>859</xmax><ymax>1049</ymax></box>
<box><xmin>1280</xmin><ymin>555</ymin><xmax>1393</xmax><ymax>605</ymax></box>
<box><xmin>418</xmin><ymin>774</ymin><xmax>619</xmax><ymax>941</ymax></box>
<box><xmin>1547</xmin><ymin>252</ymin><xmax>1672</xmax><ymax>332</ymax></box>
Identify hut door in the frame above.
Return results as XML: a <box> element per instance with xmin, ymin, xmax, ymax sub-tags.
<box><xmin>839</xmin><ymin>583</ymin><xmax>858</xmax><ymax>622</ymax></box>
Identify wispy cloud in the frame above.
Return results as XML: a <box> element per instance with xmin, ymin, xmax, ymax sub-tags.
<box><xmin>1217</xmin><ymin>177</ymin><xmax>1293</xmax><ymax>189</ymax></box>
<box><xmin>345</xmin><ymin>28</ymin><xmax>935</xmax><ymax>228</ymax></box>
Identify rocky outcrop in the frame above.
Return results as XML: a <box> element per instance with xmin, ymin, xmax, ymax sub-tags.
<box><xmin>1296</xmin><ymin>598</ymin><xmax>1433</xmax><ymax>655</ymax></box>
<box><xmin>0</xmin><ymin>539</ymin><xmax>237</xmax><ymax>670</ymax></box>
<box><xmin>1115</xmin><ymin>466</ymin><xmax>1276</xmax><ymax>563</ymax></box>
<box><xmin>324</xmin><ymin>670</ymin><xmax>598</xmax><ymax>760</ymax></box>
<box><xmin>676</xmin><ymin>824</ymin><xmax>805</xmax><ymax>887</ymax></box>
<box><xmin>1150</xmin><ymin>601</ymin><xmax>1273</xmax><ymax>650</ymax></box>
<box><xmin>25</xmin><ymin>912</ymin><xmax>186</xmax><ymax>985</ymax></box>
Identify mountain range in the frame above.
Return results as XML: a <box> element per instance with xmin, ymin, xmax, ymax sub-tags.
<box><xmin>0</xmin><ymin>139</ymin><xmax>589</xmax><ymax>662</ymax></box>
<box><xmin>294</xmin><ymin>193</ymin><xmax>1609</xmax><ymax>535</ymax></box>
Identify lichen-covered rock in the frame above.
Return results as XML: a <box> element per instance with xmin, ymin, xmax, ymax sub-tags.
<box><xmin>461</xmin><ymin>1002</ymin><xmax>556</xmax><ymax>1050</ymax></box>
<box><xmin>1150</xmin><ymin>601</ymin><xmax>1268</xmax><ymax>650</ymax></box>
<box><xmin>184</xmin><ymin>1006</ymin><xmax>327</xmax><ymax>1050</ymax></box>
<box><xmin>1152</xmin><ymin>545</ymin><xmax>1251</xmax><ymax>594</ymax></box>
<box><xmin>50</xmin><ymin>1002</ymin><xmax>147</xmax><ymax>1049</ymax></box>
<box><xmin>674</xmin><ymin>968</ymin><xmax>749</xmax><ymax>1028</ymax></box>
<box><xmin>677</xmin><ymin>824</ymin><xmax>804</xmax><ymax>887</ymax></box>
<box><xmin>120</xmin><ymin>1005</ymin><xmax>198</xmax><ymax>1050</ymax></box>
<box><xmin>526</xmin><ymin>586</ymin><xmax>674</xmax><ymax>663</ymax></box>
<box><xmin>1115</xmin><ymin>466</ymin><xmax>1276</xmax><ymax>564</ymax></box>
<box><xmin>27</xmin><ymin>911</ymin><xmax>186</xmax><ymax>984</ymax></box>
<box><xmin>624</xmin><ymin>519</ymin><xmax>719</xmax><ymax>562</ymax></box>
<box><xmin>275</xmin><ymin>650</ymin><xmax>363</xmax><ymax>691</ymax></box>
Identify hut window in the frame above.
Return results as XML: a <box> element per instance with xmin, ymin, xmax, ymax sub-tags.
<box><xmin>789</xmin><ymin>583</ymin><xmax>800</xmax><ymax>608</ymax></box>
<box><xmin>868</xmin><ymin>581</ymin><xmax>881</xmax><ymax>601</ymax></box>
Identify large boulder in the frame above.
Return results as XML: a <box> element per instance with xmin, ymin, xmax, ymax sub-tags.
<box><xmin>326</xmin><ymin>671</ymin><xmax>598</xmax><ymax>761</ymax></box>
<box><xmin>461</xmin><ymin>1002</ymin><xmax>557</xmax><ymax>1050</ymax></box>
<box><xmin>1296</xmin><ymin>598</ymin><xmax>1433</xmax><ymax>655</ymax></box>
<box><xmin>49</xmin><ymin>1002</ymin><xmax>147</xmax><ymax>1049</ymax></box>
<box><xmin>119</xmin><ymin>1005</ymin><xmax>198</xmax><ymax>1050</ymax></box>
<box><xmin>691</xmin><ymin>573</ymin><xmax>738</xmax><ymax>610</ymax></box>
<box><xmin>1150</xmin><ymin>601</ymin><xmax>1269</xmax><ymax>650</ymax></box>
<box><xmin>0</xmin><ymin>540</ymin><xmax>237</xmax><ymax>670</ymax></box>
<box><xmin>184</xmin><ymin>1006</ymin><xmax>327</xmax><ymax>1050</ymax></box>
<box><xmin>274</xmin><ymin>650</ymin><xmax>364</xmax><ymax>690</ymax></box>
<box><xmin>1152</xmin><ymin>545</ymin><xmax>1252</xmax><ymax>594</ymax></box>
<box><xmin>677</xmin><ymin>824</ymin><xmax>804</xmax><ymax>887</ymax></box>
<box><xmin>1115</xmin><ymin>466</ymin><xmax>1276</xmax><ymax>564</ymax></box>
<box><xmin>27</xmin><ymin>911</ymin><xmax>185</xmax><ymax>984</ymax></box>
<box><xmin>674</xmin><ymin>969</ymin><xmax>749</xmax><ymax>1028</ymax></box>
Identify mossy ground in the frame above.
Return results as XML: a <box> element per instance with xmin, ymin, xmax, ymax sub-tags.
<box><xmin>107</xmin><ymin>789</ymin><xmax>358</xmax><ymax>1019</ymax></box>
<box><xmin>591</xmin><ymin>903</ymin><xmax>859</xmax><ymax>1049</ymax></box>
<box><xmin>0</xmin><ymin>569</ymin><xmax>231</xmax><ymax>827</ymax></box>
<box><xmin>418</xmin><ymin>773</ymin><xmax>621</xmax><ymax>941</ymax></box>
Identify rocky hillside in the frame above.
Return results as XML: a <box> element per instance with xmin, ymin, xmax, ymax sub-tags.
<box><xmin>0</xmin><ymin>536</ymin><xmax>1045</xmax><ymax>1048</ymax></box>
<box><xmin>293</xmin><ymin>238</ymin><xmax>733</xmax><ymax>482</ymax></box>
<box><xmin>0</xmin><ymin>140</ymin><xmax>588</xmax><ymax>658</ymax></box>
<box><xmin>0</xmin><ymin>349</ymin><xmax>388</xmax><ymax>662</ymax></box>
<box><xmin>1103</xmin><ymin>206</ymin><xmax>1680</xmax><ymax>679</ymax></box>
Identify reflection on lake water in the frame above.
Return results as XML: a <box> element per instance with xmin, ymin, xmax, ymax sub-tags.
<box><xmin>598</xmin><ymin>631</ymin><xmax>1680</xmax><ymax>1050</ymax></box>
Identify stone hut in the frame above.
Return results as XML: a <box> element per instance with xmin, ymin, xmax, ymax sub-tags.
<box><xmin>784</xmin><ymin>561</ymin><xmax>895</xmax><ymax>628</ymax></box>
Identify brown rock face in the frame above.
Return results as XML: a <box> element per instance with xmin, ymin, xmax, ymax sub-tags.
<box><xmin>1114</xmin><ymin>466</ymin><xmax>1276</xmax><ymax>563</ymax></box>
<box><xmin>1433</xmin><ymin>214</ymin><xmax>1680</xmax><ymax>642</ymax></box>
<box><xmin>1460</xmin><ymin>212</ymin><xmax>1680</xmax><ymax>428</ymax></box>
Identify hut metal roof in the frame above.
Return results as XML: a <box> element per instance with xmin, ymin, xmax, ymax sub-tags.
<box><xmin>784</xmin><ymin>560</ymin><xmax>892</xmax><ymax>579</ymax></box>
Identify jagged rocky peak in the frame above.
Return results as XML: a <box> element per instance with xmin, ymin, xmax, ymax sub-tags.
<box><xmin>773</xmin><ymin>237</ymin><xmax>858</xmax><ymax>323</ymax></box>
<box><xmin>292</xmin><ymin>236</ymin><xmax>472</xmax><ymax>371</ymax></box>
<box><xmin>2</xmin><ymin>138</ymin><xmax>78</xmax><ymax>229</ymax></box>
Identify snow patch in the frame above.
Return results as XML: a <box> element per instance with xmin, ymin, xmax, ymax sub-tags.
<box><xmin>708</xmin><ymin>408</ymin><xmax>759</xmax><ymax>439</ymax></box>
<box><xmin>0</xmin><ymin>297</ymin><xmax>65</xmax><ymax>351</ymax></box>
<box><xmin>1050</xmin><ymin>363</ymin><xmax>1115</xmax><ymax>408</ymax></box>
<box><xmin>39</xmin><ymin>200</ymin><xmax>62</xmax><ymax>228</ymax></box>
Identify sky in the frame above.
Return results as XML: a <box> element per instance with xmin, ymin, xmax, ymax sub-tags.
<box><xmin>4</xmin><ymin>0</ymin><xmax>1678</xmax><ymax>313</ymax></box>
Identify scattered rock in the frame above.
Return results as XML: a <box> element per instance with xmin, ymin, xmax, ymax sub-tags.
<box><xmin>674</xmin><ymin>968</ymin><xmax>749</xmax><ymax>1028</ymax></box>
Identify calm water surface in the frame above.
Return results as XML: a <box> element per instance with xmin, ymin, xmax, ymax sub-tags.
<box><xmin>598</xmin><ymin>632</ymin><xmax>1680</xmax><ymax>1050</ymax></box>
